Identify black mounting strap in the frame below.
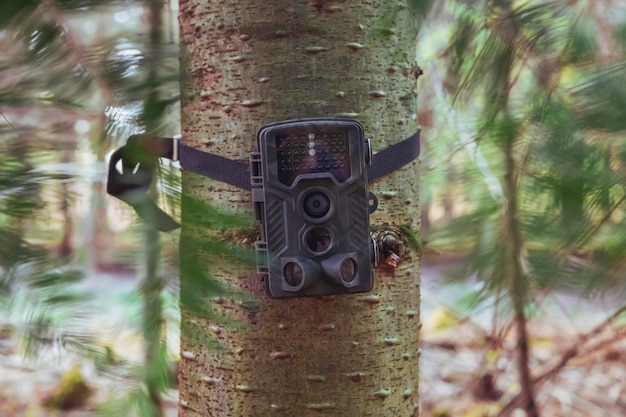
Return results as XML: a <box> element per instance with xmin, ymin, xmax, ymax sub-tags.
<box><xmin>107</xmin><ymin>135</ymin><xmax>180</xmax><ymax>231</ymax></box>
<box><xmin>107</xmin><ymin>130</ymin><xmax>420</xmax><ymax>231</ymax></box>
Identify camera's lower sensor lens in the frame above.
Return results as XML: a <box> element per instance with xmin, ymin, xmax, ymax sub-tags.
<box><xmin>305</xmin><ymin>227</ymin><xmax>333</xmax><ymax>254</ymax></box>
<box><xmin>303</xmin><ymin>191</ymin><xmax>331</xmax><ymax>219</ymax></box>
<box><xmin>283</xmin><ymin>262</ymin><xmax>304</xmax><ymax>287</ymax></box>
<box><xmin>340</xmin><ymin>258</ymin><xmax>357</xmax><ymax>283</ymax></box>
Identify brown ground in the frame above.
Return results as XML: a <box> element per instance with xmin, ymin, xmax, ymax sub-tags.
<box><xmin>1</xmin><ymin>256</ymin><xmax>624</xmax><ymax>417</ymax></box>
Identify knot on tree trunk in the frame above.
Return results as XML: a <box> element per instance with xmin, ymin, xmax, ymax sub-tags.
<box><xmin>371</xmin><ymin>225</ymin><xmax>416</xmax><ymax>268</ymax></box>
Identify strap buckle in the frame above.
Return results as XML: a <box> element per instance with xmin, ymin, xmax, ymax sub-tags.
<box><xmin>172</xmin><ymin>134</ymin><xmax>181</xmax><ymax>162</ymax></box>
<box><xmin>106</xmin><ymin>134</ymin><xmax>179</xmax><ymax>231</ymax></box>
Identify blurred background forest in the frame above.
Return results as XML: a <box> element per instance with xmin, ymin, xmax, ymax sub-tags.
<box><xmin>0</xmin><ymin>0</ymin><xmax>625</xmax><ymax>416</ymax></box>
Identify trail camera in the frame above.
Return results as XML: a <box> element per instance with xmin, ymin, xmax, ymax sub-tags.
<box><xmin>108</xmin><ymin>117</ymin><xmax>420</xmax><ymax>299</ymax></box>
<box><xmin>251</xmin><ymin>119</ymin><xmax>375</xmax><ymax>298</ymax></box>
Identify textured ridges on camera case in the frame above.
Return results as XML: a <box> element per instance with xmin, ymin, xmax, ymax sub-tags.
<box><xmin>350</xmin><ymin>189</ymin><xmax>368</xmax><ymax>235</ymax></box>
<box><xmin>266</xmin><ymin>199</ymin><xmax>286</xmax><ymax>253</ymax></box>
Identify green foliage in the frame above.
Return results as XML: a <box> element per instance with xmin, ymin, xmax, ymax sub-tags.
<box><xmin>178</xmin><ymin>232</ymin><xmax>255</xmax><ymax>320</ymax></box>
<box><xmin>180</xmin><ymin>195</ymin><xmax>255</xmax><ymax>232</ymax></box>
<box><xmin>1</xmin><ymin>2</ymin><xmax>183</xmax><ymax>416</ymax></box>
<box><xmin>0</xmin><ymin>0</ymin><xmax>39</xmax><ymax>27</ymax></box>
<box><xmin>573</xmin><ymin>62</ymin><xmax>626</xmax><ymax>132</ymax></box>
<box><xmin>400</xmin><ymin>224</ymin><xmax>423</xmax><ymax>255</ymax></box>
<box><xmin>425</xmin><ymin>2</ymin><xmax>626</xmax><ymax>413</ymax></box>
<box><xmin>408</xmin><ymin>0</ymin><xmax>436</xmax><ymax>20</ymax></box>
<box><xmin>430</xmin><ymin>0</ymin><xmax>626</xmax><ymax>296</ymax></box>
<box><xmin>0</xmin><ymin>140</ymin><xmax>97</xmax><ymax>359</ymax></box>
<box><xmin>566</xmin><ymin>18</ymin><xmax>598</xmax><ymax>63</ymax></box>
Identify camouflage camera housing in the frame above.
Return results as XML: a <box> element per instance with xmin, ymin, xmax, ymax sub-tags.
<box><xmin>251</xmin><ymin>118</ymin><xmax>374</xmax><ymax>298</ymax></box>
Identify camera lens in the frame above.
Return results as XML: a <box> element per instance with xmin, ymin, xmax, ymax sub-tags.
<box><xmin>305</xmin><ymin>227</ymin><xmax>333</xmax><ymax>254</ymax></box>
<box><xmin>320</xmin><ymin>254</ymin><xmax>360</xmax><ymax>288</ymax></box>
<box><xmin>340</xmin><ymin>258</ymin><xmax>357</xmax><ymax>283</ymax></box>
<box><xmin>303</xmin><ymin>191</ymin><xmax>331</xmax><ymax>219</ymax></box>
<box><xmin>283</xmin><ymin>262</ymin><xmax>304</xmax><ymax>287</ymax></box>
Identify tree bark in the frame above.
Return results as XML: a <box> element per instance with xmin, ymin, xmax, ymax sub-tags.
<box><xmin>177</xmin><ymin>1</ymin><xmax>421</xmax><ymax>416</ymax></box>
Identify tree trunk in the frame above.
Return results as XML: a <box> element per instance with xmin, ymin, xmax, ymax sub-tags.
<box><xmin>85</xmin><ymin>115</ymin><xmax>112</xmax><ymax>271</ymax></box>
<box><xmin>177</xmin><ymin>2</ymin><xmax>421</xmax><ymax>416</ymax></box>
<box><xmin>503</xmin><ymin>140</ymin><xmax>540</xmax><ymax>417</ymax></box>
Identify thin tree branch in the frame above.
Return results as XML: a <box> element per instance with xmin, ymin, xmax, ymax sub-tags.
<box><xmin>534</xmin><ymin>304</ymin><xmax>626</xmax><ymax>384</ymax></box>
<box><xmin>1</xmin><ymin>111</ymin><xmax>15</xmax><ymax>129</ymax></box>
<box><xmin>497</xmin><ymin>304</ymin><xmax>626</xmax><ymax>416</ymax></box>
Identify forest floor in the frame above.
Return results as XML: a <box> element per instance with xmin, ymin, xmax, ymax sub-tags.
<box><xmin>0</xmin><ymin>254</ymin><xmax>624</xmax><ymax>417</ymax></box>
<box><xmin>419</xmin><ymin>255</ymin><xmax>625</xmax><ymax>417</ymax></box>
